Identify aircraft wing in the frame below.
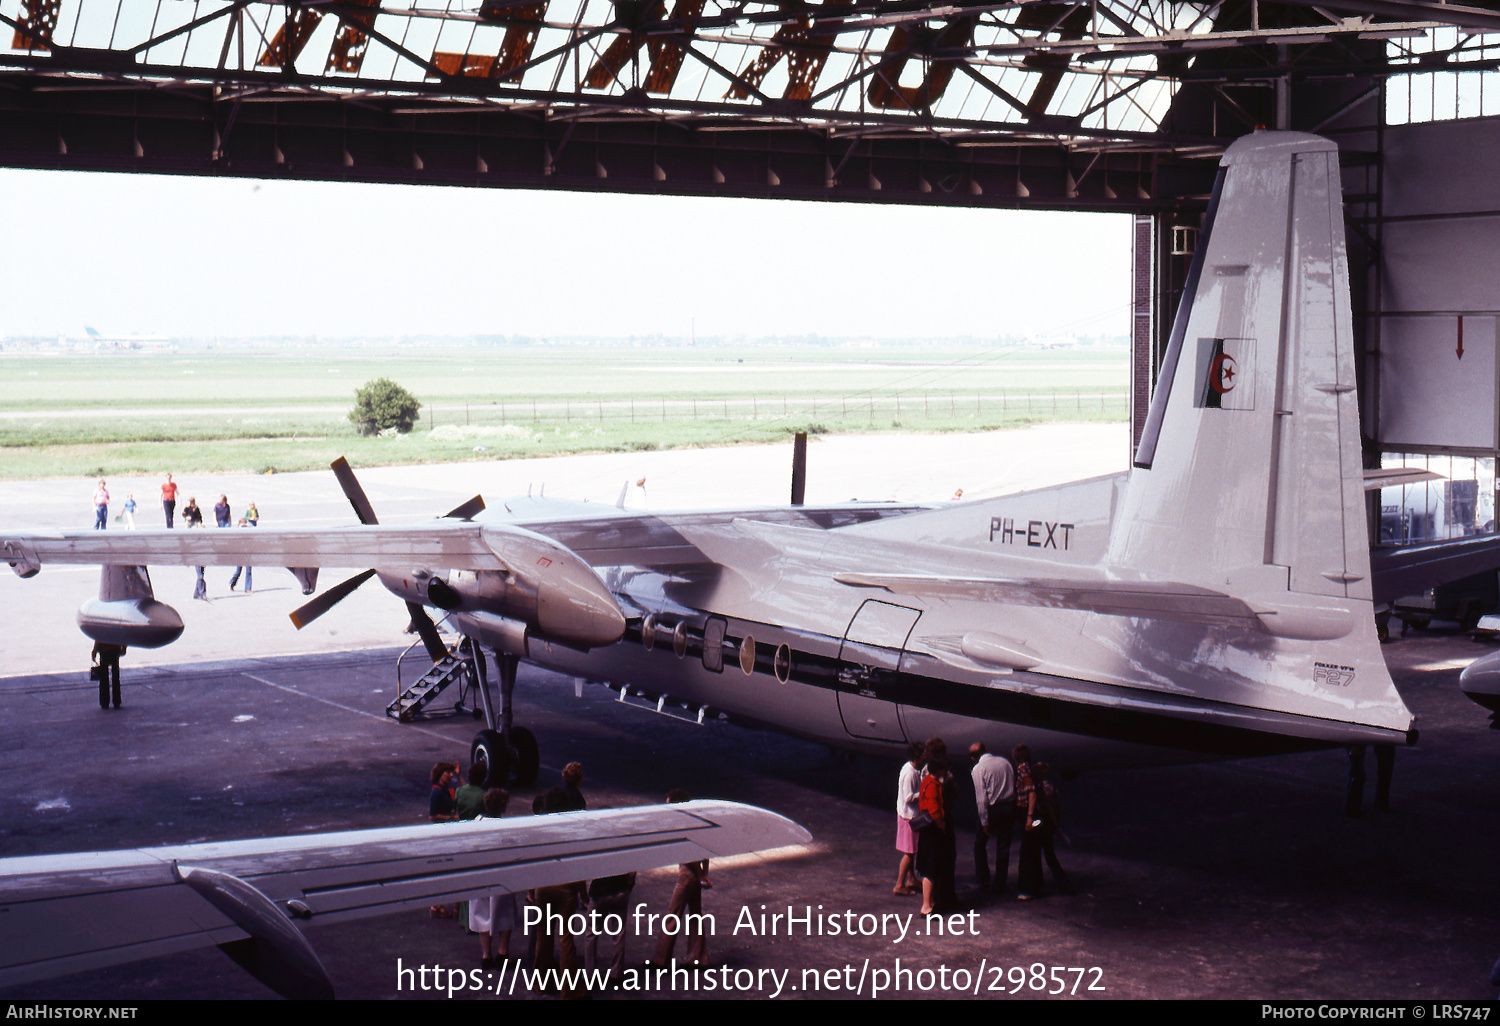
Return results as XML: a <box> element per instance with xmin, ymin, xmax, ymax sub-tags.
<box><xmin>1370</xmin><ymin>533</ymin><xmax>1500</xmax><ymax>604</ymax></box>
<box><xmin>0</xmin><ymin>800</ymin><xmax>809</xmax><ymax>1000</ymax></box>
<box><xmin>2</xmin><ymin>524</ymin><xmax>507</xmax><ymax>572</ymax></box>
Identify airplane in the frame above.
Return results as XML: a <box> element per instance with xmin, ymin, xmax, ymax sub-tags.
<box><xmin>0</xmin><ymin>130</ymin><xmax>1439</xmax><ymax>787</ymax></box>
<box><xmin>81</xmin><ymin>324</ymin><xmax>174</xmax><ymax>351</ymax></box>
<box><xmin>0</xmin><ymin>800</ymin><xmax>809</xmax><ymax>999</ymax></box>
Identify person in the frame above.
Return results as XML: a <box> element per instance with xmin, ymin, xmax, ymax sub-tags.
<box><xmin>92</xmin><ymin>480</ymin><xmax>109</xmax><ymax>530</ymax></box>
<box><xmin>970</xmin><ymin>742</ymin><xmax>1015</xmax><ymax>893</ymax></box>
<box><xmin>429</xmin><ymin>762</ymin><xmax>459</xmax><ymax>822</ymax></box>
<box><xmin>532</xmin><ymin>787</ymin><xmax>586</xmax><ymax>995</ymax></box>
<box><xmin>1015</xmin><ymin>746</ymin><xmax>1075</xmax><ymax>899</ymax></box>
<box><xmin>161</xmin><ymin>473</ymin><xmax>178</xmax><ymax>528</ymax></box>
<box><xmin>244</xmin><ymin>500</ymin><xmax>260</xmax><ymax>526</ymax></box>
<box><xmin>470</xmin><ymin>788</ymin><xmax>518</xmax><ymax>968</ymax></box>
<box><xmin>586</xmin><ymin>863</ymin><xmax>637</xmax><ymax>976</ymax></box>
<box><xmin>454</xmin><ymin>763</ymin><xmax>487</xmax><ymax>820</ymax></box>
<box><xmin>654</xmin><ymin>788</ymin><xmax>710</xmax><ymax>966</ymax></box>
<box><xmin>180</xmin><ymin>497</ymin><xmax>208</xmax><ymax>599</ymax></box>
<box><xmin>950</xmin><ymin>488</ymin><xmax>964</xmax><ymax>501</ymax></box>
<box><xmin>894</xmin><ymin>741</ymin><xmax>923</xmax><ymax>896</ymax></box>
<box><xmin>427</xmin><ymin>762</ymin><xmax>461</xmax><ymax>919</ymax></box>
<box><xmin>214</xmin><ymin>495</ymin><xmax>231</xmax><ymax>528</ymax></box>
<box><xmin>560</xmin><ymin>761</ymin><xmax>586</xmax><ymax>811</ymax></box>
<box><xmin>1346</xmin><ymin>743</ymin><xmax>1395</xmax><ymax>816</ymax></box>
<box><xmin>1032</xmin><ymin>763</ymin><xmax>1075</xmax><ymax>896</ymax></box>
<box><xmin>916</xmin><ymin>751</ymin><xmax>955</xmax><ymax>916</ymax></box>
<box><xmin>121</xmin><ymin>494</ymin><xmax>137</xmax><ymax>530</ymax></box>
<box><xmin>90</xmin><ymin>641</ymin><xmax>123</xmax><ymax>709</ymax></box>
<box><xmin>229</xmin><ymin>517</ymin><xmax>255</xmax><ymax>592</ymax></box>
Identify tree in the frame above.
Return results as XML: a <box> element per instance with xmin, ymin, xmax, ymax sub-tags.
<box><xmin>350</xmin><ymin>378</ymin><xmax>422</xmax><ymax>436</ymax></box>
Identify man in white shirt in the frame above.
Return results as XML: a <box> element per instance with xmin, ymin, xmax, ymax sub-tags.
<box><xmin>970</xmin><ymin>742</ymin><xmax>1015</xmax><ymax>893</ymax></box>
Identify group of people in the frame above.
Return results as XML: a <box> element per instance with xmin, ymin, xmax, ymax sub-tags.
<box><xmin>91</xmin><ymin>480</ymin><xmax>138</xmax><ymax>530</ymax></box>
<box><xmin>89</xmin><ymin>474</ymin><xmax>261</xmax><ymax>599</ymax></box>
<box><xmin>896</xmin><ymin>737</ymin><xmax>1074</xmax><ymax>912</ymax></box>
<box><xmin>426</xmin><ymin>759</ymin><xmax>705</xmax><ymax>991</ymax></box>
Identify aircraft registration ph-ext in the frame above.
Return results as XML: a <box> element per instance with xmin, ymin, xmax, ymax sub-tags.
<box><xmin>3</xmin><ymin>131</ymin><xmax>1439</xmax><ymax>785</ymax></box>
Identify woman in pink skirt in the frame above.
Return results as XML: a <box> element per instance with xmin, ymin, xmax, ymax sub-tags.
<box><xmin>894</xmin><ymin>741</ymin><xmax>924</xmax><ymax>895</ymax></box>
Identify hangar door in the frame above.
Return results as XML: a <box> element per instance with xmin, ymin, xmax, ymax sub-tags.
<box><xmin>1362</xmin><ymin>118</ymin><xmax>1500</xmax><ymax>545</ymax></box>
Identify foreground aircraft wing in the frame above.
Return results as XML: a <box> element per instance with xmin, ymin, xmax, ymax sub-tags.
<box><xmin>0</xmin><ymin>800</ymin><xmax>809</xmax><ymax>1000</ymax></box>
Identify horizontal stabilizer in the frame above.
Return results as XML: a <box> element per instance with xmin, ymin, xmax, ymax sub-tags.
<box><xmin>836</xmin><ymin>572</ymin><xmax>1354</xmax><ymax>640</ymax></box>
<box><xmin>836</xmin><ymin>571</ymin><xmax>1262</xmax><ymax>626</ymax></box>
<box><xmin>1362</xmin><ymin>467</ymin><xmax>1443</xmax><ymax>491</ymax></box>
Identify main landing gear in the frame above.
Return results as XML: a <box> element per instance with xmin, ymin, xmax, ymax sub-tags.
<box><xmin>467</xmin><ymin>649</ymin><xmax>541</xmax><ymax>789</ymax></box>
<box><xmin>90</xmin><ymin>642</ymin><xmax>125</xmax><ymax>709</ymax></box>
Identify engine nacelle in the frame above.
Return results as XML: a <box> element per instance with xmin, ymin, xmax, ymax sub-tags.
<box><xmin>380</xmin><ymin>559</ymin><xmax>623</xmax><ymax>650</ymax></box>
<box><xmin>77</xmin><ymin>597</ymin><xmax>185</xmax><ymax>648</ymax></box>
<box><xmin>77</xmin><ymin>565</ymin><xmax>184</xmax><ymax>648</ymax></box>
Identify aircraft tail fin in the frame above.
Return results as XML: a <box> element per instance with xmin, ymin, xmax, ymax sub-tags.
<box><xmin>1112</xmin><ymin>132</ymin><xmax>1370</xmax><ymax>620</ymax></box>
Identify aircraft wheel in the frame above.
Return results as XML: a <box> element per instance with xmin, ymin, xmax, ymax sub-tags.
<box><xmin>471</xmin><ymin>729</ymin><xmax>510</xmax><ymax>788</ymax></box>
<box><xmin>510</xmin><ymin>726</ymin><xmax>540</xmax><ymax>788</ymax></box>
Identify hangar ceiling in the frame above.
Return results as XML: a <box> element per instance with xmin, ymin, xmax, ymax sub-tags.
<box><xmin>0</xmin><ymin>0</ymin><xmax>1489</xmax><ymax>208</ymax></box>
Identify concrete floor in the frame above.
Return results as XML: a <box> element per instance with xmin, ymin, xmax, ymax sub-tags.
<box><xmin>0</xmin><ymin>626</ymin><xmax>1496</xmax><ymax>1001</ymax></box>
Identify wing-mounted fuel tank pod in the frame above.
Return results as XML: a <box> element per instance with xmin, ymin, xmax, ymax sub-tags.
<box><xmin>377</xmin><ymin>523</ymin><xmax>625</xmax><ymax>650</ymax></box>
<box><xmin>76</xmin><ymin>565</ymin><xmax>184</xmax><ymax>648</ymax></box>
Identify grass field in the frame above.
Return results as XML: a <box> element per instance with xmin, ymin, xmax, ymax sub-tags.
<box><xmin>1</xmin><ymin>344</ymin><xmax>1129</xmax><ymax>478</ymax></box>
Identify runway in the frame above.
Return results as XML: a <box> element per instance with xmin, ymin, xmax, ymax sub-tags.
<box><xmin>0</xmin><ymin>628</ymin><xmax>1495</xmax><ymax>1000</ymax></box>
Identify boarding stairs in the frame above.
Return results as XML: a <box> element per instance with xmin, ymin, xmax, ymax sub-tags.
<box><xmin>388</xmin><ymin>619</ymin><xmax>476</xmax><ymax>723</ymax></box>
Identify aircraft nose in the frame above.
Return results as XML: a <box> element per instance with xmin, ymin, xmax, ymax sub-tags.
<box><xmin>1460</xmin><ymin>650</ymin><xmax>1500</xmax><ymax>713</ymax></box>
<box><xmin>536</xmin><ymin>562</ymin><xmax>626</xmax><ymax>648</ymax></box>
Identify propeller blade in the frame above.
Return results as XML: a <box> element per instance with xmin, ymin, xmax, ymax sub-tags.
<box><xmin>289</xmin><ymin>569</ymin><xmax>378</xmax><ymax>629</ymax></box>
<box><xmin>331</xmin><ymin>457</ymin><xmax>379</xmax><ymax>526</ymax></box>
<box><xmin>443</xmin><ymin>495</ymin><xmax>486</xmax><ymax>521</ymax></box>
<box><xmin>406</xmin><ymin>601</ymin><xmax>450</xmax><ymax>662</ymax></box>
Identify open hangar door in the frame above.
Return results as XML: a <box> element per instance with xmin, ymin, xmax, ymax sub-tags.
<box><xmin>1356</xmin><ymin>118</ymin><xmax>1500</xmax><ymax>626</ymax></box>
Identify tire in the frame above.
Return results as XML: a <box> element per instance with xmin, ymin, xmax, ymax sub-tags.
<box><xmin>470</xmin><ymin>729</ymin><xmax>510</xmax><ymax>788</ymax></box>
<box><xmin>1461</xmin><ymin>601</ymin><xmax>1483</xmax><ymax>632</ymax></box>
<box><xmin>510</xmin><ymin>726</ymin><xmax>539</xmax><ymax>788</ymax></box>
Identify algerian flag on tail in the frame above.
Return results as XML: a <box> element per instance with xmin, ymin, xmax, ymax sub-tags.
<box><xmin>1195</xmin><ymin>336</ymin><xmax>1256</xmax><ymax>410</ymax></box>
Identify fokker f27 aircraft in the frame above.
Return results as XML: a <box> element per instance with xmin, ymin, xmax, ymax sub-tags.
<box><xmin>2</xmin><ymin>131</ymin><xmax>1421</xmax><ymax>782</ymax></box>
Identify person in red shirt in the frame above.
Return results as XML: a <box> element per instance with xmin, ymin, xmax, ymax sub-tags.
<box><xmin>160</xmin><ymin>473</ymin><xmax>178</xmax><ymax>528</ymax></box>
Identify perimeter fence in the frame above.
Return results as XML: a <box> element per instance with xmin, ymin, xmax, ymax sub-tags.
<box><xmin>422</xmin><ymin>391</ymin><xmax>1129</xmax><ymax>430</ymax></box>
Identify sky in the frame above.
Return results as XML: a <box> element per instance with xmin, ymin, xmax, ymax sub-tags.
<box><xmin>0</xmin><ymin>167</ymin><xmax>1131</xmax><ymax>342</ymax></box>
